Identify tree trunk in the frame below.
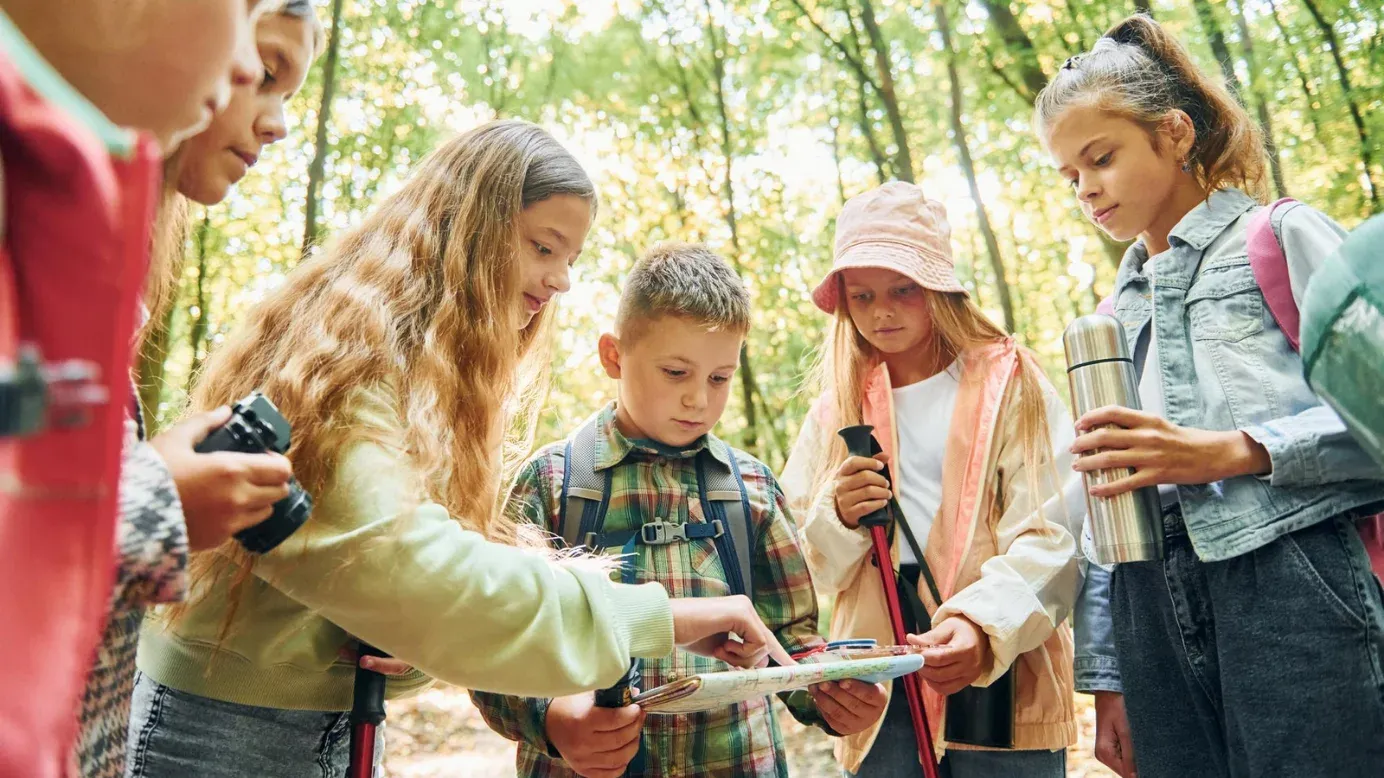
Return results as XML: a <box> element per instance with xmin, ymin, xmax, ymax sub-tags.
<box><xmin>1133</xmin><ymin>0</ymin><xmax>1154</xmax><ymax>16</ymax></box>
<box><xmin>784</xmin><ymin>0</ymin><xmax>889</xmax><ymax>182</ymax></box>
<box><xmin>856</xmin><ymin>0</ymin><xmax>915</xmax><ymax>182</ymax></box>
<box><xmin>1191</xmin><ymin>0</ymin><xmax>1244</xmax><ymax>102</ymax></box>
<box><xmin>853</xmin><ymin>74</ymin><xmax>891</xmax><ymax>183</ymax></box>
<box><xmin>704</xmin><ymin>0</ymin><xmax>765</xmax><ymax>458</ymax></box>
<box><xmin>186</xmin><ymin>212</ymin><xmax>213</xmax><ymax>390</ymax></box>
<box><xmin>1230</xmin><ymin>0</ymin><xmax>1288</xmax><ymax>198</ymax></box>
<box><xmin>829</xmin><ymin>118</ymin><xmax>848</xmax><ymax>204</ymax></box>
<box><xmin>935</xmin><ymin>0</ymin><xmax>1015</xmax><ymax>334</ymax></box>
<box><xmin>1266</xmin><ymin>0</ymin><xmax>1328</xmax><ymax>147</ymax></box>
<box><xmin>976</xmin><ymin>0</ymin><xmax>1047</xmax><ymax>101</ymax></box>
<box><xmin>301</xmin><ymin>0</ymin><xmax>346</xmax><ymax>257</ymax></box>
<box><xmin>1299</xmin><ymin>0</ymin><xmax>1379</xmax><ymax>208</ymax></box>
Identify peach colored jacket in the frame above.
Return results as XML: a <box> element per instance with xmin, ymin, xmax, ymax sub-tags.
<box><xmin>781</xmin><ymin>340</ymin><xmax>1085</xmax><ymax>771</ymax></box>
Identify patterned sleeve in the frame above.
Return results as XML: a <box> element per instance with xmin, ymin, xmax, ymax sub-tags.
<box><xmin>111</xmin><ymin>416</ymin><xmax>188</xmax><ymax>611</ymax></box>
<box><xmin>469</xmin><ymin>453</ymin><xmax>561</xmax><ymax>756</ymax></box>
<box><xmin>742</xmin><ymin>456</ymin><xmax>835</xmax><ymax>732</ymax></box>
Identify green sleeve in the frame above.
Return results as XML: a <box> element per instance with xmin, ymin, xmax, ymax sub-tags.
<box><xmin>253</xmin><ymin>430</ymin><xmax>673</xmax><ymax>697</ymax></box>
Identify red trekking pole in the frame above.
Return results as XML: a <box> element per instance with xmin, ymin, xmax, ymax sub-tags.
<box><xmin>348</xmin><ymin>644</ymin><xmax>388</xmax><ymax>778</ymax></box>
<box><xmin>839</xmin><ymin>426</ymin><xmax>941</xmax><ymax>778</ymax></box>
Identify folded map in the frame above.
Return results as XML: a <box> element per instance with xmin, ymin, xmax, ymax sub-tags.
<box><xmin>632</xmin><ymin>652</ymin><xmax>925</xmax><ymax>715</ymax></box>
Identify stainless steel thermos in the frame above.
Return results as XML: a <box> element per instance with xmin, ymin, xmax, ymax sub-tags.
<box><xmin>1063</xmin><ymin>314</ymin><xmax>1165</xmax><ymax>564</ymax></box>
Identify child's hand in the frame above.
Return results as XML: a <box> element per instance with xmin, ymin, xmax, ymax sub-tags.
<box><xmin>150</xmin><ymin>407</ymin><xmax>294</xmax><ymax>551</ymax></box>
<box><xmin>669</xmin><ymin>595</ymin><xmax>797</xmax><ymax>669</ymax></box>
<box><xmin>1094</xmin><ymin>691</ymin><xmax>1138</xmax><ymax>777</ymax></box>
<box><xmin>544</xmin><ymin>692</ymin><xmax>644</xmax><ymax>778</ymax></box>
<box><xmin>907</xmin><ymin>615</ymin><xmax>992</xmax><ymax>696</ymax></box>
<box><xmin>336</xmin><ymin>645</ymin><xmax>415</xmax><ymax>676</ymax></box>
<box><xmin>1070</xmin><ymin>406</ymin><xmax>1271</xmax><ymax>497</ymax></box>
<box><xmin>810</xmin><ymin>679</ymin><xmax>888</xmax><ymax>736</ymax></box>
<box><xmin>833</xmin><ymin>454</ymin><xmax>891</xmax><ymax>529</ymax></box>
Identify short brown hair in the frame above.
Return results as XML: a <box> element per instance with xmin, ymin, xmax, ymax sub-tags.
<box><xmin>615</xmin><ymin>243</ymin><xmax>751</xmax><ymax>340</ymax></box>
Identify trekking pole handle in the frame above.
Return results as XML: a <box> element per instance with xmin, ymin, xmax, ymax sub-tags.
<box><xmin>838</xmin><ymin>425</ymin><xmax>892</xmax><ymax>529</ymax></box>
<box><xmin>350</xmin><ymin>644</ymin><xmax>389</xmax><ymax>726</ymax></box>
<box><xmin>594</xmin><ymin>659</ymin><xmax>640</xmax><ymax>708</ymax></box>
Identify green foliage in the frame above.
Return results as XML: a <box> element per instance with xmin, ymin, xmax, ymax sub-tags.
<box><xmin>149</xmin><ymin>0</ymin><xmax>1384</xmax><ymax>474</ymax></box>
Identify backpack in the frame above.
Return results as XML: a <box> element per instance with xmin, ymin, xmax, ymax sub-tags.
<box><xmin>556</xmin><ymin>414</ymin><xmax>757</xmax><ymax>596</ymax></box>
<box><xmin>1300</xmin><ymin>214</ymin><xmax>1384</xmax><ymax>575</ymax></box>
<box><xmin>1096</xmin><ymin>198</ymin><xmax>1384</xmax><ymax>576</ymax></box>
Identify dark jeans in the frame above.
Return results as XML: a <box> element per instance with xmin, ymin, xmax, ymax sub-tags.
<box><xmin>1112</xmin><ymin>512</ymin><xmax>1384</xmax><ymax>778</ymax></box>
<box><xmin>847</xmin><ymin>688</ymin><xmax>1065</xmax><ymax>778</ymax></box>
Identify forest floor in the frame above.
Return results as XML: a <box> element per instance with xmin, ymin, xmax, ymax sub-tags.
<box><xmin>383</xmin><ymin>685</ymin><xmax>1116</xmax><ymax>777</ymax></box>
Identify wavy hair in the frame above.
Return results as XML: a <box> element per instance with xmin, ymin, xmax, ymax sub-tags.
<box><xmin>172</xmin><ymin>121</ymin><xmax>596</xmax><ymax>629</ymax></box>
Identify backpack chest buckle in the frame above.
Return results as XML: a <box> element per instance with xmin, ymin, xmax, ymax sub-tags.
<box><xmin>640</xmin><ymin>521</ymin><xmax>688</xmax><ymax>545</ymax></box>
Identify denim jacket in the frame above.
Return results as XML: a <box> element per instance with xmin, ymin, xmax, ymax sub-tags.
<box><xmin>1072</xmin><ymin>189</ymin><xmax>1384</xmax><ymax>694</ymax></box>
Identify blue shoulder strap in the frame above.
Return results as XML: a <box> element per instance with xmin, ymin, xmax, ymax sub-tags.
<box><xmin>697</xmin><ymin>440</ymin><xmax>755</xmax><ymax>597</ymax></box>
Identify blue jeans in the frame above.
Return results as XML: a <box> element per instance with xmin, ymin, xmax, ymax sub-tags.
<box><xmin>125</xmin><ymin>672</ymin><xmax>383</xmax><ymax>777</ymax></box>
<box><xmin>1112</xmin><ymin>512</ymin><xmax>1384</xmax><ymax>778</ymax></box>
<box><xmin>846</xmin><ymin>688</ymin><xmax>1065</xmax><ymax>778</ymax></box>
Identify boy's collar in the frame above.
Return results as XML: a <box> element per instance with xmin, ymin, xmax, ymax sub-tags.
<box><xmin>592</xmin><ymin>402</ymin><xmax>732</xmax><ymax>472</ymax></box>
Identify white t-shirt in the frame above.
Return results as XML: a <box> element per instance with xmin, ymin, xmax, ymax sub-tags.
<box><xmin>1136</xmin><ymin>257</ymin><xmax>1180</xmax><ymax>507</ymax></box>
<box><xmin>890</xmin><ymin>362</ymin><xmax>961</xmax><ymax>564</ymax></box>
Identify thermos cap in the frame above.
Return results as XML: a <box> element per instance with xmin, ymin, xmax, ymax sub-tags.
<box><xmin>1064</xmin><ymin>314</ymin><xmax>1132</xmax><ymax>369</ymax></box>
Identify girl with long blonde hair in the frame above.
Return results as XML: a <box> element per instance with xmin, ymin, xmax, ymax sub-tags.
<box><xmin>128</xmin><ymin>120</ymin><xmax>791</xmax><ymax>777</ymax></box>
<box><xmin>781</xmin><ymin>182</ymin><xmax>1085</xmax><ymax>777</ymax></box>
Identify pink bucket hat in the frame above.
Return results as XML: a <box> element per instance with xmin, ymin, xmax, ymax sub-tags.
<box><xmin>811</xmin><ymin>181</ymin><xmax>968</xmax><ymax>313</ymax></box>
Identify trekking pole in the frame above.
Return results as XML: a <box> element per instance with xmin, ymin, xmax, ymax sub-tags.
<box><xmin>347</xmin><ymin>644</ymin><xmax>389</xmax><ymax>778</ymax></box>
<box><xmin>839</xmin><ymin>426</ymin><xmax>941</xmax><ymax>778</ymax></box>
<box><xmin>593</xmin><ymin>660</ymin><xmax>642</xmax><ymax>777</ymax></box>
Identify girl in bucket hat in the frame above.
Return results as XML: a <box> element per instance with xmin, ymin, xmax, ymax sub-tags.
<box><xmin>781</xmin><ymin>182</ymin><xmax>1086</xmax><ymax>777</ymax></box>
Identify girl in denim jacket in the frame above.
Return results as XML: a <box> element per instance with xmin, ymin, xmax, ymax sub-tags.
<box><xmin>1035</xmin><ymin>14</ymin><xmax>1384</xmax><ymax>778</ymax></box>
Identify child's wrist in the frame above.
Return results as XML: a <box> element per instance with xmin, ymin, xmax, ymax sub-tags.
<box><xmin>1223</xmin><ymin>431</ymin><xmax>1272</xmax><ymax>479</ymax></box>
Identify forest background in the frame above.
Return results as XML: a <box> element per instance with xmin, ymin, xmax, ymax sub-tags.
<box><xmin>134</xmin><ymin>1</ymin><xmax>1383</xmax><ymax>774</ymax></box>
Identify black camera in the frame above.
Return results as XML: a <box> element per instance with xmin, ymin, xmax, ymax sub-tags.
<box><xmin>194</xmin><ymin>392</ymin><xmax>313</xmax><ymax>553</ymax></box>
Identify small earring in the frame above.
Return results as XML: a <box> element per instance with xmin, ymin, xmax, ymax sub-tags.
<box><xmin>1180</xmin><ymin>160</ymin><xmax>1191</xmax><ymax>173</ymax></box>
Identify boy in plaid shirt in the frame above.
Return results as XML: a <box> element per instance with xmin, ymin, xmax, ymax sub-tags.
<box><xmin>471</xmin><ymin>244</ymin><xmax>887</xmax><ymax>777</ymax></box>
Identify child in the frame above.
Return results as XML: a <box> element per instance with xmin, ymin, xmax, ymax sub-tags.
<box><xmin>1036</xmin><ymin>14</ymin><xmax>1384</xmax><ymax>778</ymax></box>
<box><xmin>781</xmin><ymin>181</ymin><xmax>1085</xmax><ymax>777</ymax></box>
<box><xmin>75</xmin><ymin>4</ymin><xmax>325</xmax><ymax>776</ymax></box>
<box><xmin>128</xmin><ymin>122</ymin><xmax>794</xmax><ymax>777</ymax></box>
<box><xmin>471</xmin><ymin>243</ymin><xmax>889</xmax><ymax>777</ymax></box>
<box><xmin>0</xmin><ymin>2</ymin><xmax>261</xmax><ymax>775</ymax></box>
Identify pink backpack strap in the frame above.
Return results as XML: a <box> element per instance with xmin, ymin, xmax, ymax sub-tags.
<box><xmin>1096</xmin><ymin>296</ymin><xmax>1115</xmax><ymax>316</ymax></box>
<box><xmin>1246</xmin><ymin>197</ymin><xmax>1301</xmax><ymax>352</ymax></box>
<box><xmin>1357</xmin><ymin>515</ymin><xmax>1384</xmax><ymax>582</ymax></box>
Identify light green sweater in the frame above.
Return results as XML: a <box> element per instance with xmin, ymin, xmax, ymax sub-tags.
<box><xmin>137</xmin><ymin>387</ymin><xmax>673</xmax><ymax>711</ymax></box>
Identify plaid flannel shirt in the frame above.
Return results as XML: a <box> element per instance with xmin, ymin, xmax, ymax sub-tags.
<box><xmin>471</xmin><ymin>404</ymin><xmax>826</xmax><ymax>777</ymax></box>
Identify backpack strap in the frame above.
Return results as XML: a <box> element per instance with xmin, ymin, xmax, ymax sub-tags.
<box><xmin>1247</xmin><ymin>197</ymin><xmax>1302</xmax><ymax>352</ymax></box>
<box><xmin>558</xmin><ymin>416</ymin><xmax>610</xmax><ymax>549</ymax></box>
<box><xmin>696</xmin><ymin>439</ymin><xmax>755</xmax><ymax>597</ymax></box>
<box><xmin>559</xmin><ymin>423</ymin><xmax>757</xmax><ymax>596</ymax></box>
<box><xmin>1095</xmin><ymin>296</ymin><xmax>1116</xmax><ymax>317</ymax></box>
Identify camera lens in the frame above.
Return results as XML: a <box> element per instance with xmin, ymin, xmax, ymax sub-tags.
<box><xmin>234</xmin><ymin>482</ymin><xmax>314</xmax><ymax>554</ymax></box>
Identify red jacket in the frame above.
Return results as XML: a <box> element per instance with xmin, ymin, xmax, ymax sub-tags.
<box><xmin>0</xmin><ymin>27</ymin><xmax>159</xmax><ymax>778</ymax></box>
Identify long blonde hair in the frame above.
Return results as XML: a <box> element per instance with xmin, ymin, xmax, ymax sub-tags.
<box><xmin>806</xmin><ymin>283</ymin><xmax>1056</xmax><ymax>523</ymax></box>
<box><xmin>1034</xmin><ymin>13</ymin><xmax>1266</xmax><ymax>201</ymax></box>
<box><xmin>173</xmin><ymin>121</ymin><xmax>595</xmax><ymax>625</ymax></box>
